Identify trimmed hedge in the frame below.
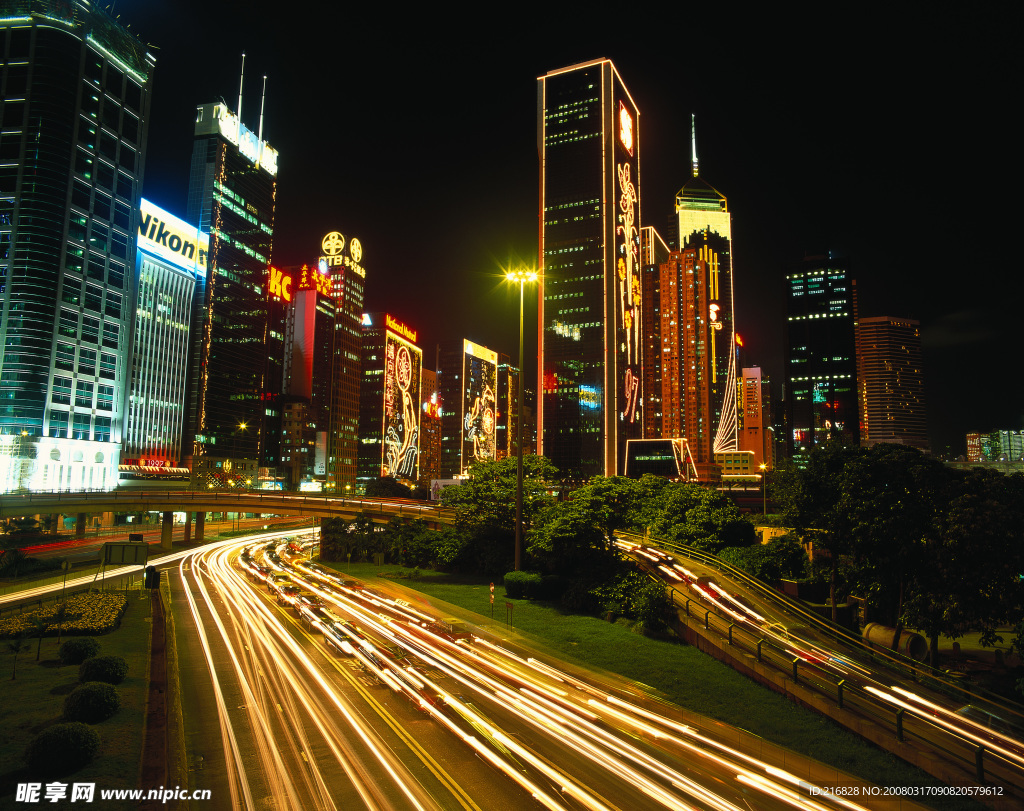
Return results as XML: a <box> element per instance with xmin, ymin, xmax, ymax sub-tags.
<box><xmin>63</xmin><ymin>681</ymin><xmax>120</xmax><ymax>724</ymax></box>
<box><xmin>503</xmin><ymin>570</ymin><xmax>543</xmax><ymax>599</ymax></box>
<box><xmin>59</xmin><ymin>637</ymin><xmax>101</xmax><ymax>665</ymax></box>
<box><xmin>79</xmin><ymin>655</ymin><xmax>128</xmax><ymax>685</ymax></box>
<box><xmin>23</xmin><ymin>722</ymin><xmax>100</xmax><ymax>775</ymax></box>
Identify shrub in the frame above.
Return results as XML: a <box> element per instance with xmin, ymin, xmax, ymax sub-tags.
<box><xmin>23</xmin><ymin>722</ymin><xmax>100</xmax><ymax>775</ymax></box>
<box><xmin>59</xmin><ymin>637</ymin><xmax>100</xmax><ymax>665</ymax></box>
<box><xmin>79</xmin><ymin>655</ymin><xmax>128</xmax><ymax>685</ymax></box>
<box><xmin>503</xmin><ymin>570</ymin><xmax>543</xmax><ymax>599</ymax></box>
<box><xmin>63</xmin><ymin>682</ymin><xmax>120</xmax><ymax>723</ymax></box>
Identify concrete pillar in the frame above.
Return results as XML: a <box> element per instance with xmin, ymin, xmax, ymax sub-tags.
<box><xmin>194</xmin><ymin>511</ymin><xmax>205</xmax><ymax>544</ymax></box>
<box><xmin>76</xmin><ymin>513</ymin><xmax>86</xmax><ymax>539</ymax></box>
<box><xmin>51</xmin><ymin>514</ymin><xmax>62</xmax><ymax>535</ymax></box>
<box><xmin>161</xmin><ymin>510</ymin><xmax>173</xmax><ymax>551</ymax></box>
<box><xmin>182</xmin><ymin>512</ymin><xmax>193</xmax><ymax>545</ymax></box>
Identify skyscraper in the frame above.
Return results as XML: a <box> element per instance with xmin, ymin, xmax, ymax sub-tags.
<box><xmin>640</xmin><ymin>225</ymin><xmax>669</xmax><ymax>439</ymax></box>
<box><xmin>856</xmin><ymin>316</ymin><xmax>929</xmax><ymax>452</ymax></box>
<box><xmin>785</xmin><ymin>252</ymin><xmax>858</xmax><ymax>462</ymax></box>
<box><xmin>123</xmin><ymin>199</ymin><xmax>206</xmax><ymax>473</ymax></box>
<box><xmin>184</xmin><ymin>99</ymin><xmax>278</xmax><ymax>469</ymax></box>
<box><xmin>666</xmin><ymin>117</ymin><xmax>738</xmax><ymax>464</ymax></box>
<box><xmin>538</xmin><ymin>59</ymin><xmax>642</xmax><ymax>481</ymax></box>
<box><xmin>0</xmin><ymin>1</ymin><xmax>153</xmax><ymax>492</ymax></box>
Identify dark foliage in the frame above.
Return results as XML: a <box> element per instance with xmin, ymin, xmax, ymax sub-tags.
<box><xmin>63</xmin><ymin>681</ymin><xmax>120</xmax><ymax>723</ymax></box>
<box><xmin>78</xmin><ymin>655</ymin><xmax>128</xmax><ymax>685</ymax></box>
<box><xmin>59</xmin><ymin>637</ymin><xmax>100</xmax><ymax>665</ymax></box>
<box><xmin>23</xmin><ymin>723</ymin><xmax>100</xmax><ymax>775</ymax></box>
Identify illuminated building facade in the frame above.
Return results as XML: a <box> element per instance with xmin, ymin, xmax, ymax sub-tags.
<box><xmin>495</xmin><ymin>356</ymin><xmax>519</xmax><ymax>461</ymax></box>
<box><xmin>737</xmin><ymin>366</ymin><xmax>772</xmax><ymax>471</ymax></box>
<box><xmin>785</xmin><ymin>252</ymin><xmax>858</xmax><ymax>462</ymax></box>
<box><xmin>122</xmin><ymin>200</ymin><xmax>205</xmax><ymax>474</ymax></box>
<box><xmin>278</xmin><ymin>263</ymin><xmax>336</xmax><ymax>489</ymax></box>
<box><xmin>640</xmin><ymin>225</ymin><xmax>670</xmax><ymax>439</ymax></box>
<box><xmin>438</xmin><ymin>339</ymin><xmax>499</xmax><ymax>477</ymax></box>
<box><xmin>0</xmin><ymin>2</ymin><xmax>153</xmax><ymax>492</ymax></box>
<box><xmin>184</xmin><ymin>100</ymin><xmax>277</xmax><ymax>470</ymax></box>
<box><xmin>357</xmin><ymin>313</ymin><xmax>421</xmax><ymax>489</ymax></box>
<box><xmin>538</xmin><ymin>59</ymin><xmax>643</xmax><ymax>480</ymax></box>
<box><xmin>662</xmin><ymin>116</ymin><xmax>738</xmax><ymax>477</ymax></box>
<box><xmin>856</xmin><ymin>316</ymin><xmax>929</xmax><ymax>452</ymax></box>
<box><xmin>966</xmin><ymin>430</ymin><xmax>1024</xmax><ymax>463</ymax></box>
<box><xmin>419</xmin><ymin>367</ymin><xmax>441</xmax><ymax>484</ymax></box>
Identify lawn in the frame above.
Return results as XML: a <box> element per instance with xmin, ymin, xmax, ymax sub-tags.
<box><xmin>326</xmin><ymin>561</ymin><xmax>984</xmax><ymax>811</ymax></box>
<box><xmin>0</xmin><ymin>589</ymin><xmax>153</xmax><ymax>810</ymax></box>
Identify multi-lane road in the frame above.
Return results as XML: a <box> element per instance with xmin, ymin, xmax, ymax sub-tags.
<box><xmin>169</xmin><ymin>529</ymin><xmax>907</xmax><ymax>811</ymax></box>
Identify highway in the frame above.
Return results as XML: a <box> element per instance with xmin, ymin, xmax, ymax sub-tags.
<box><xmin>170</xmin><ymin>529</ymin><xmax>892</xmax><ymax>810</ymax></box>
<box><xmin>617</xmin><ymin>537</ymin><xmax>1024</xmax><ymax>797</ymax></box>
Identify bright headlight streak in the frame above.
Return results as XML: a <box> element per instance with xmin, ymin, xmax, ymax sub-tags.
<box><xmin>878</xmin><ymin>686</ymin><xmax>1024</xmax><ymax>766</ymax></box>
<box><xmin>601</xmin><ymin>695</ymin><xmax>871</xmax><ymax>810</ymax></box>
<box><xmin>180</xmin><ymin>554</ymin><xmax>298</xmax><ymax>810</ymax></box>
<box><xmin>519</xmin><ymin>687</ymin><xmax>599</xmax><ymax>721</ymax></box>
<box><xmin>198</xmin><ymin>543</ymin><xmax>438</xmax><ymax>811</ymax></box>
<box><xmin>506</xmin><ymin>695</ymin><xmax>707</xmax><ymax>811</ymax></box>
<box><xmin>423</xmin><ymin>681</ymin><xmax>617</xmax><ymax>811</ymax></box>
<box><xmin>736</xmin><ymin>773</ymin><xmax>835</xmax><ymax>811</ymax></box>
<box><xmin>178</xmin><ymin>557</ymin><xmax>256</xmax><ymax>810</ymax></box>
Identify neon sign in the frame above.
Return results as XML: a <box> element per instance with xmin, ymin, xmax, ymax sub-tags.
<box><xmin>618</xmin><ymin>101</ymin><xmax>634</xmax><ymax>156</ymax></box>
<box><xmin>386</xmin><ymin>314</ymin><xmax>417</xmax><ymax>343</ymax></box>
<box><xmin>296</xmin><ymin>263</ymin><xmax>332</xmax><ymax>297</ymax></box>
<box><xmin>462</xmin><ymin>340</ymin><xmax>498</xmax><ymax>471</ymax></box>
<box><xmin>138</xmin><ymin>199</ymin><xmax>208</xmax><ymax>275</ymax></box>
<box><xmin>268</xmin><ymin>267</ymin><xmax>292</xmax><ymax>302</ymax></box>
<box><xmin>383</xmin><ymin>331</ymin><xmax>421</xmax><ymax>481</ymax></box>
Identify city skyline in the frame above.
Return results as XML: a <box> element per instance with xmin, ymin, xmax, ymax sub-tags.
<box><xmin>7</xmin><ymin>4</ymin><xmax>1015</xmax><ymax>459</ymax></box>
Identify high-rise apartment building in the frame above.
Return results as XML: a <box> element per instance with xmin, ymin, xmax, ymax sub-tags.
<box><xmin>538</xmin><ymin>59</ymin><xmax>643</xmax><ymax>480</ymax></box>
<box><xmin>785</xmin><ymin>252</ymin><xmax>858</xmax><ymax>462</ymax></box>
<box><xmin>0</xmin><ymin>2</ymin><xmax>153</xmax><ymax>492</ymax></box>
<box><xmin>122</xmin><ymin>199</ymin><xmax>206</xmax><ymax>473</ymax></box>
<box><xmin>856</xmin><ymin>316</ymin><xmax>929</xmax><ymax>452</ymax></box>
<box><xmin>184</xmin><ymin>100</ymin><xmax>278</xmax><ymax>470</ymax></box>
<box><xmin>495</xmin><ymin>355</ymin><xmax>519</xmax><ymax>461</ymax></box>
<box><xmin>419</xmin><ymin>367</ymin><xmax>441</xmax><ymax>485</ymax></box>
<box><xmin>660</xmin><ymin>116</ymin><xmax>738</xmax><ymax>476</ymax></box>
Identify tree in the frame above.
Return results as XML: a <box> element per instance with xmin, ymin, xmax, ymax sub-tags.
<box><xmin>566</xmin><ymin>476</ymin><xmax>637</xmax><ymax>547</ymax></box>
<box><xmin>527</xmin><ymin>498</ymin><xmax>609</xmax><ymax>574</ymax></box>
<box><xmin>365</xmin><ymin>476</ymin><xmax>415</xmax><ymax>499</ymax></box>
<box><xmin>440</xmin><ymin>455</ymin><xmax>557</xmax><ymax>534</ymax></box>
<box><xmin>649</xmin><ymin>483</ymin><xmax>754</xmax><ymax>554</ymax></box>
<box><xmin>7</xmin><ymin>634</ymin><xmax>28</xmax><ymax>680</ymax></box>
<box><xmin>29</xmin><ymin>614</ymin><xmax>52</xmax><ymax>661</ymax></box>
<box><xmin>775</xmin><ymin>443</ymin><xmax>867</xmax><ymax>621</ymax></box>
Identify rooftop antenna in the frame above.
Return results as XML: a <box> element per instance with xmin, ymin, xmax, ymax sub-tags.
<box><xmin>258</xmin><ymin>75</ymin><xmax>267</xmax><ymax>143</ymax></box>
<box><xmin>691</xmin><ymin>113</ymin><xmax>699</xmax><ymax>177</ymax></box>
<box><xmin>237</xmin><ymin>52</ymin><xmax>246</xmax><ymax>121</ymax></box>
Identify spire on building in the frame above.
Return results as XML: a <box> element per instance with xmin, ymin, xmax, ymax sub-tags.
<box><xmin>691</xmin><ymin>113</ymin><xmax>699</xmax><ymax>177</ymax></box>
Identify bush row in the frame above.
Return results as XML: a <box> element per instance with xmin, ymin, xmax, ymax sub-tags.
<box><xmin>20</xmin><ymin>640</ymin><xmax>129</xmax><ymax>777</ymax></box>
<box><xmin>0</xmin><ymin>592</ymin><xmax>127</xmax><ymax>639</ymax></box>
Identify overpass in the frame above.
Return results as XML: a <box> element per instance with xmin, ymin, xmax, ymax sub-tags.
<box><xmin>0</xmin><ymin>490</ymin><xmax>456</xmax><ymax>549</ymax></box>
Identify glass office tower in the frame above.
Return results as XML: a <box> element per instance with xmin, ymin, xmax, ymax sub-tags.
<box><xmin>0</xmin><ymin>1</ymin><xmax>153</xmax><ymax>492</ymax></box>
<box><xmin>785</xmin><ymin>252</ymin><xmax>858</xmax><ymax>463</ymax></box>
<box><xmin>538</xmin><ymin>59</ymin><xmax>643</xmax><ymax>481</ymax></box>
<box><xmin>184</xmin><ymin>101</ymin><xmax>278</xmax><ymax>469</ymax></box>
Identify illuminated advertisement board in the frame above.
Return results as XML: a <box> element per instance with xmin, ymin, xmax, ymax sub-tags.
<box><xmin>383</xmin><ymin>320</ymin><xmax>421</xmax><ymax>482</ymax></box>
<box><xmin>137</xmin><ymin>198</ymin><xmax>208</xmax><ymax>276</ymax></box>
<box><xmin>296</xmin><ymin>263</ymin><xmax>332</xmax><ymax>297</ymax></box>
<box><xmin>614</xmin><ymin>94</ymin><xmax>642</xmax><ymax>426</ymax></box>
<box><xmin>461</xmin><ymin>340</ymin><xmax>498</xmax><ymax>471</ymax></box>
<box><xmin>267</xmin><ymin>266</ymin><xmax>294</xmax><ymax>302</ymax></box>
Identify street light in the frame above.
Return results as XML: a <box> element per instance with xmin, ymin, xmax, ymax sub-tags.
<box><xmin>759</xmin><ymin>463</ymin><xmax>767</xmax><ymax>514</ymax></box>
<box><xmin>505</xmin><ymin>268</ymin><xmax>538</xmax><ymax>572</ymax></box>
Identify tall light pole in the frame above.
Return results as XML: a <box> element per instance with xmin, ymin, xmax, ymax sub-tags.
<box><xmin>759</xmin><ymin>462</ymin><xmax>767</xmax><ymax>514</ymax></box>
<box><xmin>506</xmin><ymin>269</ymin><xmax>537</xmax><ymax>571</ymax></box>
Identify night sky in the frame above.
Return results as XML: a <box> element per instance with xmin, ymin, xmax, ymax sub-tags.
<box><xmin>121</xmin><ymin>1</ymin><xmax>1019</xmax><ymax>458</ymax></box>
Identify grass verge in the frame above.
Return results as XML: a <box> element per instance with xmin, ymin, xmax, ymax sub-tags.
<box><xmin>0</xmin><ymin>589</ymin><xmax>152</xmax><ymax>810</ymax></box>
<box><xmin>326</xmin><ymin>561</ymin><xmax>983</xmax><ymax>811</ymax></box>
